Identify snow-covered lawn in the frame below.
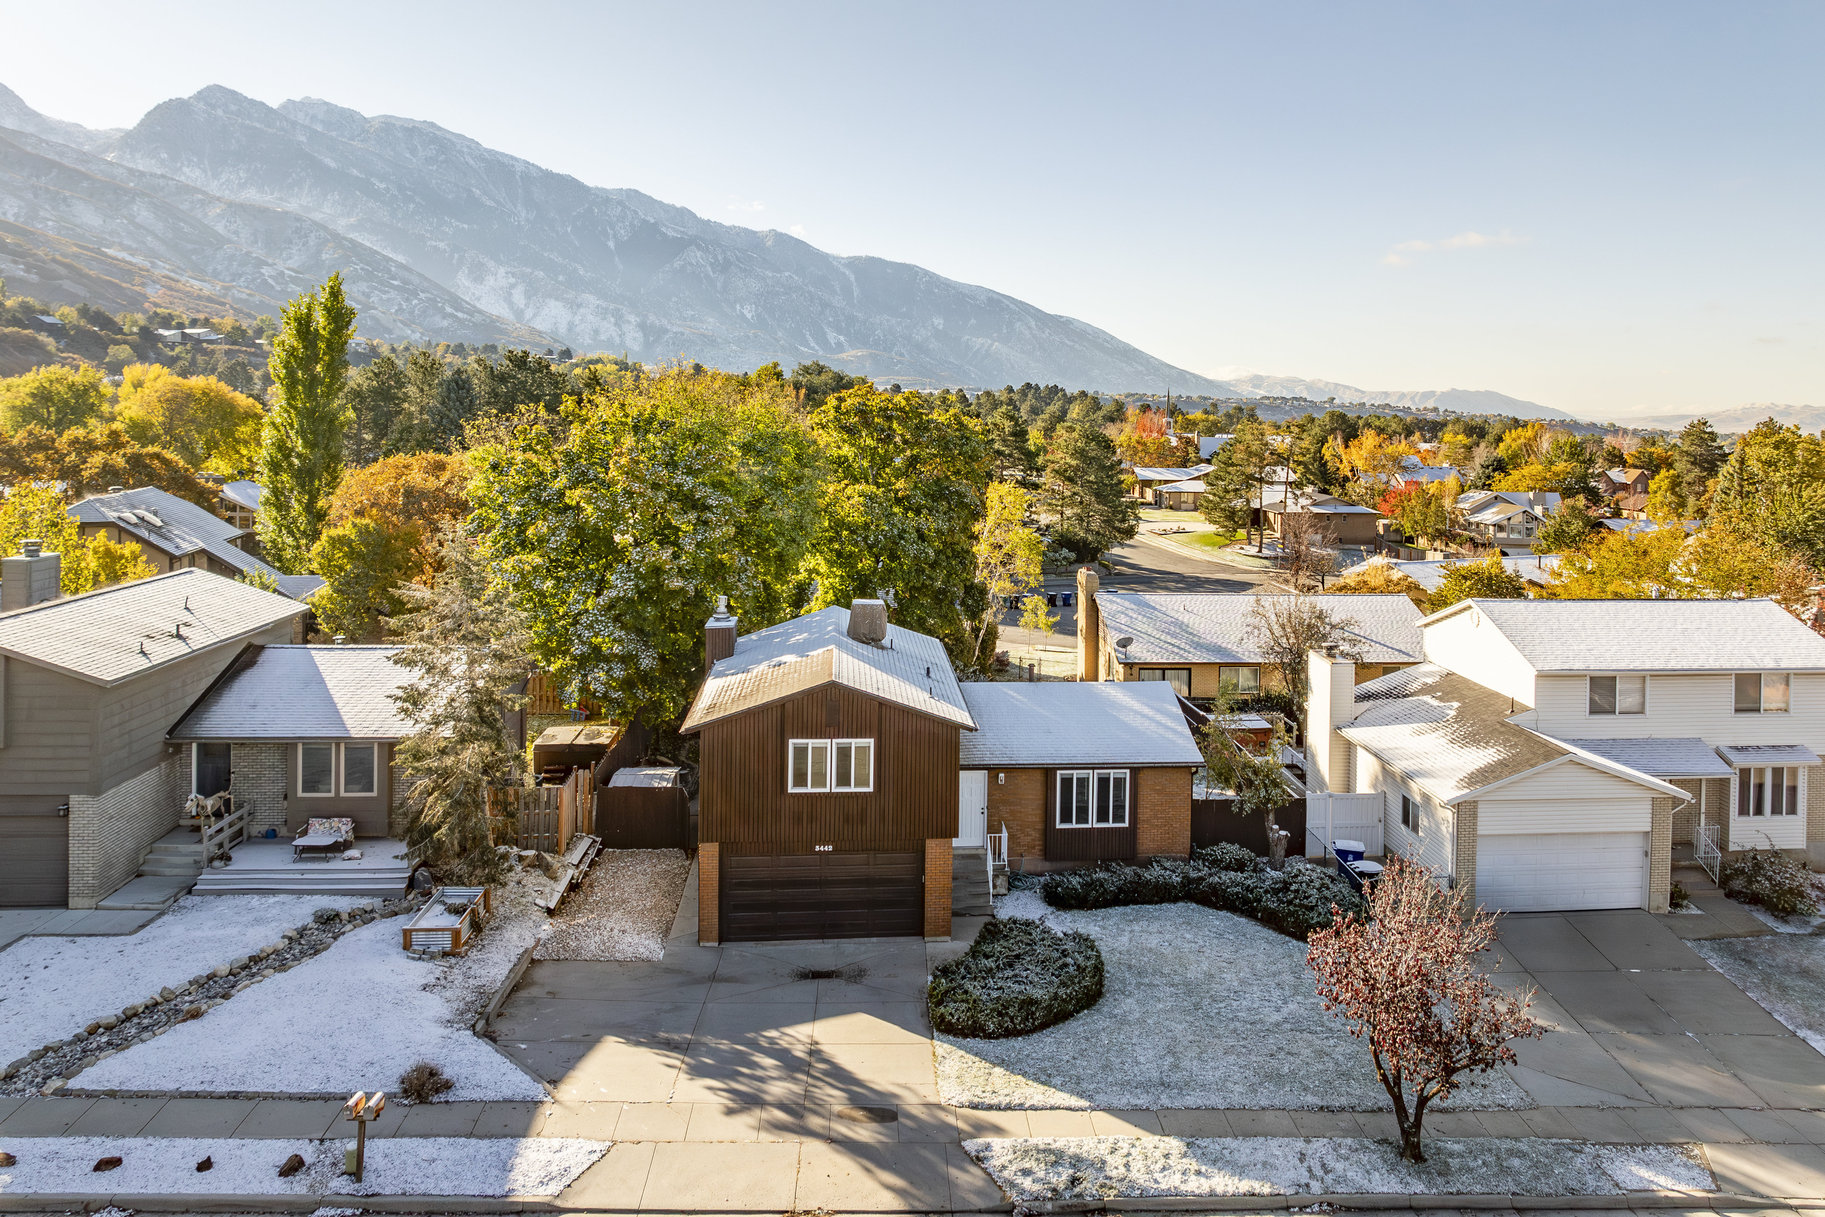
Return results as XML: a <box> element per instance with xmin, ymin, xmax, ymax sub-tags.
<box><xmin>1695</xmin><ymin>935</ymin><xmax>1825</xmax><ymax>1055</ymax></box>
<box><xmin>75</xmin><ymin>906</ymin><xmax>547</xmax><ymax>1101</ymax></box>
<box><xmin>0</xmin><ymin>895</ymin><xmax>361</xmax><ymax>1068</ymax></box>
<box><xmin>966</xmin><ymin>1136</ymin><xmax>1713</xmax><ymax>1201</ymax></box>
<box><xmin>0</xmin><ymin>1136</ymin><xmax>606</xmax><ymax>1198</ymax></box>
<box><xmin>935</xmin><ymin>894</ymin><xmax>1532</xmax><ymax>1111</ymax></box>
<box><xmin>536</xmin><ymin>849</ymin><xmax>689</xmax><ymax>962</ymax></box>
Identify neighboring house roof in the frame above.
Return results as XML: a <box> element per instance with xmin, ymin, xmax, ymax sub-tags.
<box><xmin>1605</xmin><ymin>468</ymin><xmax>1649</xmax><ymax>484</ymax></box>
<box><xmin>681</xmin><ymin>605</ymin><xmax>976</xmax><ymax>733</ymax></box>
<box><xmin>1192</xmin><ymin>434</ymin><xmax>1234</xmax><ymax>460</ymax></box>
<box><xmin>169</xmin><ymin>644</ymin><xmax>413</xmax><ymax>740</ymax></box>
<box><xmin>1339</xmin><ymin>664</ymin><xmax>1685</xmax><ymax>805</ymax></box>
<box><xmin>70</xmin><ymin>486</ymin><xmax>324</xmax><ymax>600</ymax></box>
<box><xmin>958</xmin><ymin>681</ymin><xmax>1204</xmax><ymax>768</ymax></box>
<box><xmin>1425</xmin><ymin>597</ymin><xmax>1825</xmax><ymax>673</ymax></box>
<box><xmin>1465</xmin><ymin>501</ymin><xmax>1540</xmax><ymax>525</ymax></box>
<box><xmin>219</xmin><ymin>480</ymin><xmax>264</xmax><ymax>512</ymax></box>
<box><xmin>607</xmin><ymin>766</ymin><xmax>682</xmax><ymax>788</ymax></box>
<box><xmin>0</xmin><ymin>569</ymin><xmax>303</xmax><ymax>686</ymax></box>
<box><xmin>1096</xmin><ymin>593</ymin><xmax>1424</xmax><ymax>667</ymax></box>
<box><xmin>1458</xmin><ymin>490</ymin><xmax>1562</xmax><ymax>513</ymax></box>
<box><xmin>1157</xmin><ymin>479</ymin><xmax>1207</xmax><ymax>493</ymax></box>
<box><xmin>1337</xmin><ymin>554</ymin><xmax>1561</xmax><ymax>593</ymax></box>
<box><xmin>1396</xmin><ymin>465</ymin><xmax>1461</xmax><ymax>484</ymax></box>
<box><xmin>1131</xmin><ymin>465</ymin><xmax>1209</xmax><ymax>483</ymax></box>
<box><xmin>1556</xmin><ymin>737</ymin><xmax>1735</xmax><ymax>779</ymax></box>
<box><xmin>1716</xmin><ymin>744</ymin><xmax>1824</xmax><ymax>768</ymax></box>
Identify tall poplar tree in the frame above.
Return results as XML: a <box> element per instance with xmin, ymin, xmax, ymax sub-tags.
<box><xmin>259</xmin><ymin>274</ymin><xmax>358</xmax><ymax>573</ymax></box>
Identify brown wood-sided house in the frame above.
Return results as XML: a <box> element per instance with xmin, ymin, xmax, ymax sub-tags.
<box><xmin>683</xmin><ymin>598</ymin><xmax>1211</xmax><ymax>944</ymax></box>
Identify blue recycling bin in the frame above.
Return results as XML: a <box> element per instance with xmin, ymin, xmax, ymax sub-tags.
<box><xmin>1331</xmin><ymin>839</ymin><xmax>1366</xmax><ymax>870</ymax></box>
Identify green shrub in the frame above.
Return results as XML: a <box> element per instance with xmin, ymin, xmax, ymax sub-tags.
<box><xmin>1193</xmin><ymin>842</ymin><xmax>1261</xmax><ymax>872</ymax></box>
<box><xmin>1040</xmin><ymin>860</ymin><xmax>1184</xmax><ymax>909</ymax></box>
<box><xmin>1187</xmin><ymin>867</ymin><xmax>1268</xmax><ymax>917</ymax></box>
<box><xmin>1258</xmin><ymin>860</ymin><xmax>1368</xmax><ymax>937</ymax></box>
<box><xmin>1722</xmin><ymin>849</ymin><xmax>1818</xmax><ymax>917</ymax></box>
<box><xmin>1039</xmin><ymin>854</ymin><xmax>1363</xmax><ymax>939</ymax></box>
<box><xmin>927</xmin><ymin>917</ymin><xmax>1104</xmax><ymax>1038</ymax></box>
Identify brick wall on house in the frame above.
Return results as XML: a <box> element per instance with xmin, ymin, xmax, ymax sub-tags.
<box><xmin>67</xmin><ymin>757</ymin><xmax>182</xmax><ymax>908</ymax></box>
<box><xmin>1809</xmin><ymin>766</ymin><xmax>1825</xmax><ymax>853</ymax></box>
<box><xmin>230</xmin><ymin>743</ymin><xmax>289</xmax><ymax>838</ymax></box>
<box><xmin>1135</xmin><ymin>767</ymin><xmax>1192</xmax><ymax>859</ymax></box>
<box><xmin>924</xmin><ymin>838</ymin><xmax>953</xmax><ymax>940</ymax></box>
<box><xmin>1452</xmin><ymin>800</ymin><xmax>1478</xmax><ymax>909</ymax></box>
<box><xmin>1649</xmin><ymin>796</ymin><xmax>1674</xmax><ymax>913</ymax></box>
<box><xmin>989</xmin><ymin>769</ymin><xmax>1046</xmax><ymax>868</ymax></box>
<box><xmin>1670</xmin><ymin>778</ymin><xmax>1701</xmax><ymax>846</ymax></box>
<box><xmin>389</xmin><ymin>758</ymin><xmax>411</xmax><ymax>838</ymax></box>
<box><xmin>698</xmin><ymin>843</ymin><xmax>720</xmax><ymax>945</ymax></box>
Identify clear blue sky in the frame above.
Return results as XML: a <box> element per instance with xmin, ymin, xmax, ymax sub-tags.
<box><xmin>3</xmin><ymin>1</ymin><xmax>1820</xmax><ymax>416</ymax></box>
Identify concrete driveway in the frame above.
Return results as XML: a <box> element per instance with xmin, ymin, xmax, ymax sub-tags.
<box><xmin>1492</xmin><ymin>909</ymin><xmax>1825</xmax><ymax>1113</ymax></box>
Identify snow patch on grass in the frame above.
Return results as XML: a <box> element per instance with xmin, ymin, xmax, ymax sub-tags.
<box><xmin>937</xmin><ymin>902</ymin><xmax>1531</xmax><ymax>1111</ymax></box>
<box><xmin>1695</xmin><ymin>935</ymin><xmax>1825</xmax><ymax>1055</ymax></box>
<box><xmin>0</xmin><ymin>1136</ymin><xmax>606</xmax><ymax>1198</ymax></box>
<box><xmin>965</xmin><ymin>1136</ymin><xmax>1713</xmax><ymax>1200</ymax></box>
<box><xmin>76</xmin><ymin>914</ymin><xmax>545</xmax><ymax>1100</ymax></box>
<box><xmin>0</xmin><ymin>895</ymin><xmax>362</xmax><ymax>1067</ymax></box>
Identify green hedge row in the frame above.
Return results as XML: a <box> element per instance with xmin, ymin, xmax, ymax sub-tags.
<box><xmin>1040</xmin><ymin>848</ymin><xmax>1368</xmax><ymax>939</ymax></box>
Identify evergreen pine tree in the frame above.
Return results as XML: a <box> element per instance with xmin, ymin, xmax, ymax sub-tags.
<box><xmin>1040</xmin><ymin>422</ymin><xmax>1140</xmax><ymax>561</ymax></box>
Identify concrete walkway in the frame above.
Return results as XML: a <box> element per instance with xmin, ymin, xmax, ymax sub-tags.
<box><xmin>0</xmin><ymin>906</ymin><xmax>158</xmax><ymax>951</ymax></box>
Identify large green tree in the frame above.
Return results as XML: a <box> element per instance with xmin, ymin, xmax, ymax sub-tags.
<box><xmin>803</xmin><ymin>385</ymin><xmax>991</xmax><ymax>658</ymax></box>
<box><xmin>471</xmin><ymin>367</ymin><xmax>819</xmax><ymax>728</ymax></box>
<box><xmin>1198</xmin><ymin>414</ymin><xmax>1274</xmax><ymax>546</ymax></box>
<box><xmin>1040</xmin><ymin>421</ymin><xmax>1139</xmax><ymax>560</ymax></box>
<box><xmin>258</xmin><ymin>274</ymin><xmax>358</xmax><ymax>573</ymax></box>
<box><xmin>0</xmin><ymin>364</ymin><xmax>110</xmax><ymax>433</ymax></box>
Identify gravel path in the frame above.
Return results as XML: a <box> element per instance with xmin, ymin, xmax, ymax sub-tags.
<box><xmin>535</xmin><ymin>849</ymin><xmax>688</xmax><ymax>962</ymax></box>
<box><xmin>937</xmin><ymin>897</ymin><xmax>1533</xmax><ymax>1111</ymax></box>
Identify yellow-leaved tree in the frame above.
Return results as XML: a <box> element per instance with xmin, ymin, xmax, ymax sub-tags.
<box><xmin>0</xmin><ymin>484</ymin><xmax>155</xmax><ymax>595</ymax></box>
<box><xmin>962</xmin><ymin>480</ymin><xmax>1052</xmax><ymax>671</ymax></box>
<box><xmin>114</xmin><ymin>364</ymin><xmax>265</xmax><ymax>473</ymax></box>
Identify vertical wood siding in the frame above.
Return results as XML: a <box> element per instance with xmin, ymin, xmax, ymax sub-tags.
<box><xmin>1041</xmin><ymin>767</ymin><xmax>1138</xmax><ymax>861</ymax></box>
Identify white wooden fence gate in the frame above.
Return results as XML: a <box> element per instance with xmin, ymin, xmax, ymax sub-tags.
<box><xmin>1304</xmin><ymin>792</ymin><xmax>1384</xmax><ymax>859</ymax></box>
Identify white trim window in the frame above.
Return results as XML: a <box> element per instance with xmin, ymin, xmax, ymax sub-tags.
<box><xmin>788</xmin><ymin>739</ymin><xmax>874</xmax><ymax>793</ymax></box>
<box><xmin>1735</xmin><ymin>672</ymin><xmax>1791</xmax><ymax>714</ymax></box>
<box><xmin>1056</xmin><ymin>769</ymin><xmax>1130</xmax><ymax>827</ymax></box>
<box><xmin>342</xmin><ymin>743</ymin><xmax>378</xmax><ymax>797</ymax></box>
<box><xmin>1138</xmin><ymin>667</ymin><xmax>1192</xmax><ymax>697</ymax></box>
<box><xmin>1588</xmin><ymin>674</ymin><xmax>1647</xmax><ymax>716</ymax></box>
<box><xmin>299</xmin><ymin>743</ymin><xmax>336</xmax><ymax>797</ymax></box>
<box><xmin>1736</xmin><ymin>765</ymin><xmax>1800</xmax><ymax>817</ymax></box>
<box><xmin>1400</xmin><ymin>793</ymin><xmax>1420</xmax><ymax>834</ymax></box>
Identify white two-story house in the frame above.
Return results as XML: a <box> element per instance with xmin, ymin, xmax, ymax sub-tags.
<box><xmin>1306</xmin><ymin>597</ymin><xmax>1825</xmax><ymax>914</ymax></box>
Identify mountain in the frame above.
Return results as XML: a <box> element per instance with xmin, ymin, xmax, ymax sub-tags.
<box><xmin>1201</xmin><ymin>372</ymin><xmax>1570</xmax><ymax>420</ymax></box>
<box><xmin>1602</xmin><ymin>403</ymin><xmax>1825</xmax><ymax>435</ymax></box>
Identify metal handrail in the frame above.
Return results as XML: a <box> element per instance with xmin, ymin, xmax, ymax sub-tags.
<box><xmin>988</xmin><ymin>822</ymin><xmax>1009</xmax><ymax>871</ymax></box>
<box><xmin>1696</xmin><ymin>822</ymin><xmax>1722</xmax><ymax>883</ymax></box>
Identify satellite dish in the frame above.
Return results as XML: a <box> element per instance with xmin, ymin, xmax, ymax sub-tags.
<box><xmin>1115</xmin><ymin>636</ymin><xmax>1135</xmax><ymax>649</ymax></box>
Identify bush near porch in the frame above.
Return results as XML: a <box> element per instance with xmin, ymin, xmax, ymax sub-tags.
<box><xmin>1040</xmin><ymin>849</ymin><xmax>1367</xmax><ymax>939</ymax></box>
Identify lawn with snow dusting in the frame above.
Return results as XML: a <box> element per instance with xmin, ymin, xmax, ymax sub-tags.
<box><xmin>967</xmin><ymin>1135</ymin><xmax>1713</xmax><ymax>1200</ymax></box>
<box><xmin>74</xmin><ymin>916</ymin><xmax>545</xmax><ymax>1100</ymax></box>
<box><xmin>0</xmin><ymin>895</ymin><xmax>361</xmax><ymax>1068</ymax></box>
<box><xmin>1694</xmin><ymin>935</ymin><xmax>1825</xmax><ymax>1054</ymax></box>
<box><xmin>936</xmin><ymin>897</ymin><xmax>1533</xmax><ymax>1111</ymax></box>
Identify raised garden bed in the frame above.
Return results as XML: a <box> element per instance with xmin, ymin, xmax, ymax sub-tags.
<box><xmin>401</xmin><ymin>887</ymin><xmax>492</xmax><ymax>955</ymax></box>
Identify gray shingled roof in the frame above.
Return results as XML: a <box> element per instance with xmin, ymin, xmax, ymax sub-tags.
<box><xmin>69</xmin><ymin>487</ymin><xmax>324</xmax><ymax>600</ymax></box>
<box><xmin>1716</xmin><ymin>744</ymin><xmax>1823</xmax><ymax>768</ymax></box>
<box><xmin>169</xmin><ymin>645</ymin><xmax>414</xmax><ymax>740</ymax></box>
<box><xmin>680</xmin><ymin>606</ymin><xmax>975</xmax><ymax>732</ymax></box>
<box><xmin>1558</xmin><ymin>737</ymin><xmax>1734</xmax><ymax>778</ymax></box>
<box><xmin>1432</xmin><ymin>598</ymin><xmax>1825</xmax><ymax>673</ymax></box>
<box><xmin>1096</xmin><ymin>593</ymin><xmax>1424</xmax><ymax>666</ymax></box>
<box><xmin>0</xmin><ymin>569</ymin><xmax>304</xmax><ymax>685</ymax></box>
<box><xmin>959</xmin><ymin>681</ymin><xmax>1204</xmax><ymax>768</ymax></box>
<box><xmin>220</xmin><ymin>480</ymin><xmax>263</xmax><ymax>511</ymax></box>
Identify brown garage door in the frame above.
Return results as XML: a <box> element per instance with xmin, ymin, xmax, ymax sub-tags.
<box><xmin>722</xmin><ymin>850</ymin><xmax>923</xmax><ymax>942</ymax></box>
<box><xmin>0</xmin><ymin>815</ymin><xmax>68</xmax><ymax>907</ymax></box>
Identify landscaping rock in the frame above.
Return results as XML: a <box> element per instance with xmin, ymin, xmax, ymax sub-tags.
<box><xmin>93</xmin><ymin>1155</ymin><xmax>122</xmax><ymax>1172</ymax></box>
<box><xmin>278</xmin><ymin>1152</ymin><xmax>306</xmax><ymax>1178</ymax></box>
<box><xmin>0</xmin><ymin>1152</ymin><xmax>16</xmax><ymax>1167</ymax></box>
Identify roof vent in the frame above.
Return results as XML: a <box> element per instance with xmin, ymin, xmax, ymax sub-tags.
<box><xmin>21</xmin><ymin>538</ymin><xmax>40</xmax><ymax>559</ymax></box>
<box><xmin>848</xmin><ymin>599</ymin><xmax>888</xmax><ymax>644</ymax></box>
<box><xmin>108</xmin><ymin>486</ymin><xmax>125</xmax><ymax>494</ymax></box>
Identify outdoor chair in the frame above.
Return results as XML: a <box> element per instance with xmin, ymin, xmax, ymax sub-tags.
<box><xmin>293</xmin><ymin>817</ymin><xmax>356</xmax><ymax>862</ymax></box>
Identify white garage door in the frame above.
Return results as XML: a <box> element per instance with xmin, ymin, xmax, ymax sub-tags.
<box><xmin>1475</xmin><ymin>831</ymin><xmax>1647</xmax><ymax>912</ymax></box>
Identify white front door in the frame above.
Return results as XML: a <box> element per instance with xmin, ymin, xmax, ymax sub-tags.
<box><xmin>956</xmin><ymin>770</ymin><xmax>989</xmax><ymax>848</ymax></box>
<box><xmin>1475</xmin><ymin>831</ymin><xmax>1648</xmax><ymax>912</ymax></box>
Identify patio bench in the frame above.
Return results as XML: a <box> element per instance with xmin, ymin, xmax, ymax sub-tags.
<box><xmin>293</xmin><ymin>817</ymin><xmax>355</xmax><ymax>862</ymax></box>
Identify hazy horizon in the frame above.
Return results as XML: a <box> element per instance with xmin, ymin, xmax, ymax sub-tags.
<box><xmin>1</xmin><ymin>0</ymin><xmax>1819</xmax><ymax>419</ymax></box>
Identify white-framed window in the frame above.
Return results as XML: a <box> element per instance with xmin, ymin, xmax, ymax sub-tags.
<box><xmin>1588</xmin><ymin>674</ymin><xmax>1647</xmax><ymax>716</ymax></box>
<box><xmin>1139</xmin><ymin>667</ymin><xmax>1192</xmax><ymax>697</ymax></box>
<box><xmin>299</xmin><ymin>743</ymin><xmax>336</xmax><ymax>797</ymax></box>
<box><xmin>1400</xmin><ymin>793</ymin><xmax>1419</xmax><ymax>833</ymax></box>
<box><xmin>788</xmin><ymin>739</ymin><xmax>874</xmax><ymax>793</ymax></box>
<box><xmin>1736</xmin><ymin>766</ymin><xmax>1800</xmax><ymax>817</ymax></box>
<box><xmin>341</xmin><ymin>743</ymin><xmax>378</xmax><ymax>797</ymax></box>
<box><xmin>1218</xmin><ymin>665</ymin><xmax>1260</xmax><ymax>695</ymax></box>
<box><xmin>1056</xmin><ymin>769</ymin><xmax>1129</xmax><ymax>827</ymax></box>
<box><xmin>1735</xmin><ymin>672</ymin><xmax>1791</xmax><ymax>714</ymax></box>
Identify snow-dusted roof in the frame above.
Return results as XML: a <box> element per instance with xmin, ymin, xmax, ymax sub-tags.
<box><xmin>1131</xmin><ymin>465</ymin><xmax>1209</xmax><ymax>483</ymax></box>
<box><xmin>1716</xmin><ymin>744</ymin><xmax>1823</xmax><ymax>768</ymax></box>
<box><xmin>70</xmin><ymin>486</ymin><xmax>323</xmax><ymax>600</ymax></box>
<box><xmin>1338</xmin><ymin>554</ymin><xmax>1560</xmax><ymax>593</ymax></box>
<box><xmin>1340</xmin><ymin>664</ymin><xmax>1682</xmax><ymax>804</ymax></box>
<box><xmin>169</xmin><ymin>645</ymin><xmax>414</xmax><ymax>740</ymax></box>
<box><xmin>1157</xmin><ymin>479</ymin><xmax>1207</xmax><ymax>493</ymax></box>
<box><xmin>959</xmin><ymin>681</ymin><xmax>1204</xmax><ymax>768</ymax></box>
<box><xmin>681</xmin><ymin>606</ymin><xmax>975</xmax><ymax>732</ymax></box>
<box><xmin>1557</xmin><ymin>737</ymin><xmax>1734</xmax><ymax>778</ymax></box>
<box><xmin>607</xmin><ymin>766</ymin><xmax>682</xmax><ymax>788</ymax></box>
<box><xmin>219</xmin><ymin>480</ymin><xmax>264</xmax><ymax>511</ymax></box>
<box><xmin>1426</xmin><ymin>598</ymin><xmax>1825</xmax><ymax>673</ymax></box>
<box><xmin>1096</xmin><ymin>593</ymin><xmax>1424</xmax><ymax>667</ymax></box>
<box><xmin>0</xmin><ymin>569</ymin><xmax>303</xmax><ymax>686</ymax></box>
<box><xmin>1465</xmin><ymin>501</ymin><xmax>1540</xmax><ymax>524</ymax></box>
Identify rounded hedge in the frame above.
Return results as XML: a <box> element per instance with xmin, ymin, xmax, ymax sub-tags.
<box><xmin>1039</xmin><ymin>855</ymin><xmax>1367</xmax><ymax>938</ymax></box>
<box><xmin>927</xmin><ymin>916</ymin><xmax>1105</xmax><ymax>1038</ymax></box>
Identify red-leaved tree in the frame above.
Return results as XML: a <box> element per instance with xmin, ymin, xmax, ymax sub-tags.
<box><xmin>1307</xmin><ymin>855</ymin><xmax>1542</xmax><ymax>1162</ymax></box>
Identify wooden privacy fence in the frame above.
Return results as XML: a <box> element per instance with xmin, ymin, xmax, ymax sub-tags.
<box><xmin>595</xmin><ymin>767</ymin><xmax>691</xmax><ymax>850</ymax></box>
<box><xmin>523</xmin><ymin>670</ymin><xmax>602</xmax><ymax>718</ymax></box>
<box><xmin>1190</xmin><ymin>795</ymin><xmax>1307</xmax><ymax>855</ymax></box>
<box><xmin>488</xmin><ymin>766</ymin><xmax>595</xmax><ymax>854</ymax></box>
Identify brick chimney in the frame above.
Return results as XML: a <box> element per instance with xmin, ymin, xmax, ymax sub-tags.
<box><xmin>704</xmin><ymin>596</ymin><xmax>738</xmax><ymax>666</ymax></box>
<box><xmin>1075</xmin><ymin>566</ymin><xmax>1100</xmax><ymax>682</ymax></box>
<box><xmin>1</xmin><ymin>540</ymin><xmax>62</xmax><ymax>612</ymax></box>
<box><xmin>847</xmin><ymin>598</ymin><xmax>888</xmax><ymax>644</ymax></box>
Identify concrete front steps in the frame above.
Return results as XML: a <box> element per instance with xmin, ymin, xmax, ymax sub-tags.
<box><xmin>97</xmin><ymin>828</ymin><xmax>205</xmax><ymax>910</ymax></box>
<box><xmin>952</xmin><ymin>847</ymin><xmax>994</xmax><ymax>916</ymax></box>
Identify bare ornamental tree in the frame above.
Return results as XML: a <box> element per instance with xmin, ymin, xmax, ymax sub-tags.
<box><xmin>1277</xmin><ymin>510</ymin><xmax>1339</xmax><ymax>592</ymax></box>
<box><xmin>1245</xmin><ymin>595</ymin><xmax>1365</xmax><ymax>711</ymax></box>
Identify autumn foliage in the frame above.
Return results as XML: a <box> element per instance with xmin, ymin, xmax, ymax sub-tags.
<box><xmin>1307</xmin><ymin>856</ymin><xmax>1541</xmax><ymax>1162</ymax></box>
